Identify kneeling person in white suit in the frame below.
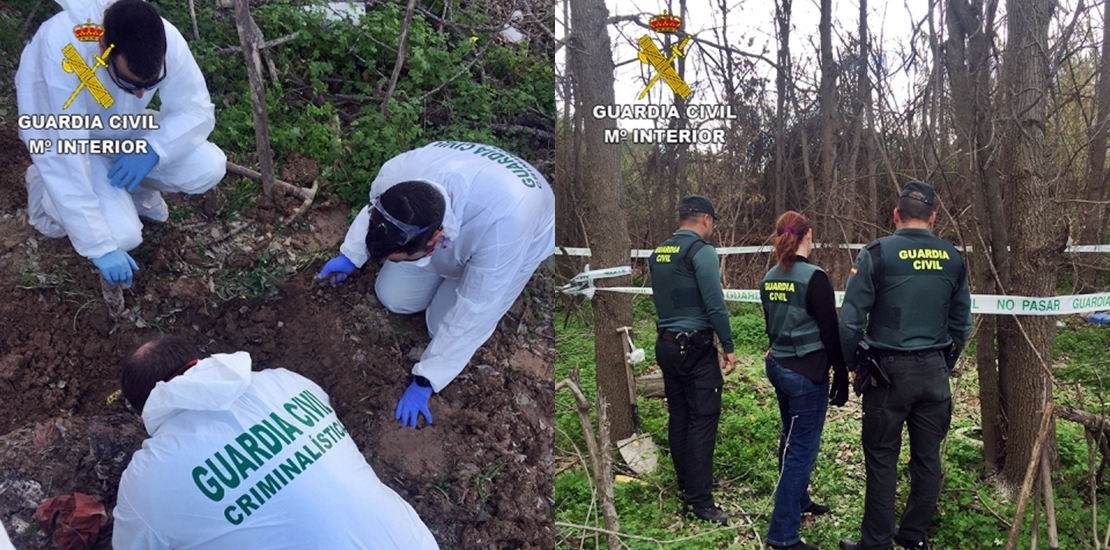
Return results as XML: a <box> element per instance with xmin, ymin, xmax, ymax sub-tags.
<box><xmin>16</xmin><ymin>0</ymin><xmax>226</xmax><ymax>287</ymax></box>
<box><xmin>112</xmin><ymin>336</ymin><xmax>439</xmax><ymax>550</ymax></box>
<box><xmin>316</xmin><ymin>141</ymin><xmax>556</xmax><ymax>429</ymax></box>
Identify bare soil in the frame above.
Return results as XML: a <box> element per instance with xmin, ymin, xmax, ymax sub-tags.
<box><xmin>0</xmin><ymin>119</ymin><xmax>555</xmax><ymax>549</ymax></box>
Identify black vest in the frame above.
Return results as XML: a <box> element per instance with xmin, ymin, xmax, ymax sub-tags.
<box><xmin>648</xmin><ymin>232</ymin><xmax>709</xmax><ymax>322</ymax></box>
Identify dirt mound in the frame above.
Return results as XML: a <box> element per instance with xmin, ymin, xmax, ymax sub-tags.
<box><xmin>0</xmin><ymin>119</ymin><xmax>554</xmax><ymax>549</ymax></box>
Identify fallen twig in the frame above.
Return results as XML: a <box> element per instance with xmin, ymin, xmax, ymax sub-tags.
<box><xmin>215</xmin><ymin>32</ymin><xmax>300</xmax><ymax>56</ymax></box>
<box><xmin>225</xmin><ymin>162</ymin><xmax>318</xmax><ymax>221</ymax></box>
<box><xmin>554</xmin><ymin>521</ymin><xmax>736</xmax><ymax>545</ymax></box>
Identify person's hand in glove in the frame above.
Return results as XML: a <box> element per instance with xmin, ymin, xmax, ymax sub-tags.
<box><xmin>92</xmin><ymin>249</ymin><xmax>139</xmax><ymax>287</ymax></box>
<box><xmin>108</xmin><ymin>150</ymin><xmax>160</xmax><ymax>192</ymax></box>
<box><xmin>395</xmin><ymin>377</ymin><xmax>434</xmax><ymax>428</ymax></box>
<box><xmin>829</xmin><ymin>366</ymin><xmax>850</xmax><ymax>407</ymax></box>
<box><xmin>316</xmin><ymin>254</ymin><xmax>356</xmax><ymax>283</ymax></box>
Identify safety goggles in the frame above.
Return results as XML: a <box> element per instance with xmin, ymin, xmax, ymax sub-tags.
<box><xmin>370</xmin><ymin>197</ymin><xmax>430</xmax><ymax>245</ymax></box>
<box><xmin>107</xmin><ymin>53</ymin><xmax>167</xmax><ymax>92</ymax></box>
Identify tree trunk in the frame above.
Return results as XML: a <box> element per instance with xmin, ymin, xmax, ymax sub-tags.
<box><xmin>568</xmin><ymin>0</ymin><xmax>635</xmax><ymax>441</ymax></box>
<box><xmin>818</xmin><ymin>0</ymin><xmax>836</xmax><ymax>228</ymax></box>
<box><xmin>997</xmin><ymin>0</ymin><xmax>1060</xmax><ymax>489</ymax></box>
<box><xmin>944</xmin><ymin>0</ymin><xmax>1007</xmax><ymax>474</ymax></box>
<box><xmin>860</xmin><ymin>0</ymin><xmax>877</xmax><ymax>242</ymax></box>
<box><xmin>1082</xmin><ymin>0</ymin><xmax>1110</xmax><ymax>264</ymax></box>
<box><xmin>774</xmin><ymin>0</ymin><xmax>792</xmax><ymax>215</ymax></box>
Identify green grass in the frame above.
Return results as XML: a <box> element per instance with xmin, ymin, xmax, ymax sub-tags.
<box><xmin>556</xmin><ymin>296</ymin><xmax>1110</xmax><ymax>549</ymax></box>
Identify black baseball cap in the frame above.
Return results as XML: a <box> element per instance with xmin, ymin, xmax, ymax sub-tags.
<box><xmin>900</xmin><ymin>181</ymin><xmax>935</xmax><ymax>205</ymax></box>
<box><xmin>679</xmin><ymin>195</ymin><xmax>717</xmax><ymax>220</ymax></box>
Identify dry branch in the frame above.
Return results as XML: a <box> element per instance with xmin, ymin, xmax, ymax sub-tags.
<box><xmin>232</xmin><ymin>0</ymin><xmax>275</xmax><ymax>198</ymax></box>
<box><xmin>215</xmin><ymin>32</ymin><xmax>300</xmax><ymax>56</ymax></box>
<box><xmin>555</xmin><ymin>374</ymin><xmax>620</xmax><ymax>549</ymax></box>
<box><xmin>225</xmin><ymin>162</ymin><xmax>318</xmax><ymax>221</ymax></box>
<box><xmin>1057</xmin><ymin>404</ymin><xmax>1110</xmax><ymax>432</ymax></box>
<box><xmin>1005</xmin><ymin>402</ymin><xmax>1055</xmax><ymax>550</ymax></box>
<box><xmin>381</xmin><ymin>0</ymin><xmax>418</xmax><ymax>115</ymax></box>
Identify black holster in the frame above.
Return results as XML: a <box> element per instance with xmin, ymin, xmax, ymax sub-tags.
<box><xmin>852</xmin><ymin>340</ymin><xmax>891</xmax><ymax>396</ymax></box>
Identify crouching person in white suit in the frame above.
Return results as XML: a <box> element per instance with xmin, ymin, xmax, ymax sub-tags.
<box><xmin>316</xmin><ymin>141</ymin><xmax>556</xmax><ymax>429</ymax></box>
<box><xmin>112</xmin><ymin>336</ymin><xmax>439</xmax><ymax>550</ymax></box>
<box><xmin>16</xmin><ymin>0</ymin><xmax>225</xmax><ymax>288</ymax></box>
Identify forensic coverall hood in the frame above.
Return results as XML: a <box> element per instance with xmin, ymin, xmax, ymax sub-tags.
<box><xmin>339</xmin><ymin>142</ymin><xmax>555</xmax><ymax>391</ymax></box>
<box><xmin>114</xmin><ymin>363</ymin><xmax>439</xmax><ymax>549</ymax></box>
<box><xmin>141</xmin><ymin>352</ymin><xmax>252</xmax><ymax>435</ymax></box>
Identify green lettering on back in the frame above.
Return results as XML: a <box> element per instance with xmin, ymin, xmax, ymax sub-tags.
<box><xmin>225</xmin><ymin>444</ymin><xmax>259</xmax><ymax>480</ymax></box>
<box><xmin>269</xmin><ymin>412</ymin><xmax>304</xmax><ymax>440</ymax></box>
<box><xmin>236</xmin><ymin>432</ymin><xmax>273</xmax><ymax>465</ymax></box>
<box><xmin>236</xmin><ymin>494</ymin><xmax>259</xmax><ymax>517</ymax></box>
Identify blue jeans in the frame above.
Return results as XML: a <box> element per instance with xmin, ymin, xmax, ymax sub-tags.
<box><xmin>765</xmin><ymin>356</ymin><xmax>829</xmax><ymax>547</ymax></box>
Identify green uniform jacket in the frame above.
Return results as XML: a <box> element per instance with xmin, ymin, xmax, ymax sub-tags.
<box><xmin>648</xmin><ymin>229</ymin><xmax>735</xmax><ymax>354</ymax></box>
<box><xmin>839</xmin><ymin>227</ymin><xmax>972</xmax><ymax>370</ymax></box>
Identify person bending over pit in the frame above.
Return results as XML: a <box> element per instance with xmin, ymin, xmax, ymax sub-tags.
<box><xmin>17</xmin><ymin>0</ymin><xmax>226</xmax><ymax>288</ymax></box>
<box><xmin>316</xmin><ymin>141</ymin><xmax>555</xmax><ymax>429</ymax></box>
<box><xmin>112</xmin><ymin>336</ymin><xmax>438</xmax><ymax>550</ymax></box>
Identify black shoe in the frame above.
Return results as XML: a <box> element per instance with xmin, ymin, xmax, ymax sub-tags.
<box><xmin>691</xmin><ymin>506</ymin><xmax>731</xmax><ymax>525</ymax></box>
<box><xmin>893</xmin><ymin>534</ymin><xmax>929</xmax><ymax>549</ymax></box>
<box><xmin>770</xmin><ymin>542</ymin><xmax>818</xmax><ymax>550</ymax></box>
<box><xmin>802</xmin><ymin>502</ymin><xmax>830</xmax><ymax>516</ymax></box>
<box><xmin>839</xmin><ymin>540</ymin><xmax>861</xmax><ymax>550</ymax></box>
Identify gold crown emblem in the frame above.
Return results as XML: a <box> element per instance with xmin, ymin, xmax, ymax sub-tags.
<box><xmin>649</xmin><ymin>11</ymin><xmax>681</xmax><ymax>34</ymax></box>
<box><xmin>73</xmin><ymin>19</ymin><xmax>104</xmax><ymax>42</ymax></box>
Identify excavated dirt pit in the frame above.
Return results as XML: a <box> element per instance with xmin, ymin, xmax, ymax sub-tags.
<box><xmin>0</xmin><ymin>119</ymin><xmax>555</xmax><ymax>549</ymax></box>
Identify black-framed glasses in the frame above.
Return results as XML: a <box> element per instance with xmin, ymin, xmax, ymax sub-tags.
<box><xmin>107</xmin><ymin>53</ymin><xmax>167</xmax><ymax>92</ymax></box>
<box><xmin>370</xmin><ymin>197</ymin><xmax>430</xmax><ymax>246</ymax></box>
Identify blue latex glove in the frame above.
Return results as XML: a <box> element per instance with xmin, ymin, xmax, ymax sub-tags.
<box><xmin>395</xmin><ymin>380</ymin><xmax>434</xmax><ymax>428</ymax></box>
<box><xmin>316</xmin><ymin>254</ymin><xmax>357</xmax><ymax>283</ymax></box>
<box><xmin>108</xmin><ymin>150</ymin><xmax>160</xmax><ymax>192</ymax></box>
<box><xmin>91</xmin><ymin>249</ymin><xmax>139</xmax><ymax>287</ymax></box>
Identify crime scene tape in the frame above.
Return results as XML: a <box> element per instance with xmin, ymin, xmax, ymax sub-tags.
<box><xmin>561</xmin><ymin>266</ymin><xmax>1110</xmax><ymax>316</ymax></box>
<box><xmin>557</xmin><ymin>244</ymin><xmax>1110</xmax><ymax>257</ymax></box>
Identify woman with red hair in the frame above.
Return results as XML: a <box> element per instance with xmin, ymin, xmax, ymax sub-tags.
<box><xmin>760</xmin><ymin>211</ymin><xmax>849</xmax><ymax>550</ymax></box>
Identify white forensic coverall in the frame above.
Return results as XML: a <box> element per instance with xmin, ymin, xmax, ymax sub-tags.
<box><xmin>15</xmin><ymin>0</ymin><xmax>225</xmax><ymax>260</ymax></box>
<box><xmin>340</xmin><ymin>141</ymin><xmax>555</xmax><ymax>392</ymax></box>
<box><xmin>0</xmin><ymin>518</ymin><xmax>14</xmax><ymax>550</ymax></box>
<box><xmin>112</xmin><ymin>352</ymin><xmax>439</xmax><ymax>550</ymax></box>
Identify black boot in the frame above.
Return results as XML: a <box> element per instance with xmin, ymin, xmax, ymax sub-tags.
<box><xmin>893</xmin><ymin>533</ymin><xmax>929</xmax><ymax>549</ymax></box>
<box><xmin>770</xmin><ymin>541</ymin><xmax>818</xmax><ymax>550</ymax></box>
<box><xmin>802</xmin><ymin>502</ymin><xmax>830</xmax><ymax>516</ymax></box>
<box><xmin>839</xmin><ymin>540</ymin><xmax>861</xmax><ymax>550</ymax></box>
<box><xmin>690</xmin><ymin>506</ymin><xmax>730</xmax><ymax>525</ymax></box>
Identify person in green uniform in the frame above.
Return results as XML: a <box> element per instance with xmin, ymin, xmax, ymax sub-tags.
<box><xmin>761</xmin><ymin>211</ymin><xmax>849</xmax><ymax>550</ymax></box>
<box><xmin>838</xmin><ymin>181</ymin><xmax>972</xmax><ymax>550</ymax></box>
<box><xmin>648</xmin><ymin>195</ymin><xmax>738</xmax><ymax>525</ymax></box>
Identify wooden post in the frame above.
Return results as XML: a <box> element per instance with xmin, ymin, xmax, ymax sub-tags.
<box><xmin>233</xmin><ymin>0</ymin><xmax>276</xmax><ymax>198</ymax></box>
<box><xmin>1005</xmin><ymin>402</ymin><xmax>1055</xmax><ymax>550</ymax></box>
<box><xmin>1041</xmin><ymin>447</ymin><xmax>1059</xmax><ymax>550</ymax></box>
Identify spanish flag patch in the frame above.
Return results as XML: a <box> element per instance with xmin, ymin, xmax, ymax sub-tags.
<box><xmin>850</xmin><ymin>266</ymin><xmax>858</xmax><ymax>275</ymax></box>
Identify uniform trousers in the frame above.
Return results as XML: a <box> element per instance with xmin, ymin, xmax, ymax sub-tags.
<box><xmin>859</xmin><ymin>350</ymin><xmax>951</xmax><ymax>549</ymax></box>
<box><xmin>26</xmin><ymin>140</ymin><xmax>225</xmax><ymax>251</ymax></box>
<box><xmin>656</xmin><ymin>334</ymin><xmax>723</xmax><ymax>510</ymax></box>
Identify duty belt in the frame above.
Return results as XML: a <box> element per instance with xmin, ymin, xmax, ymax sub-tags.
<box><xmin>657</xmin><ymin>328</ymin><xmax>713</xmax><ymax>341</ymax></box>
<box><xmin>876</xmin><ymin>348</ymin><xmax>945</xmax><ymax>358</ymax></box>
<box><xmin>658</xmin><ymin>327</ymin><xmax>713</xmax><ymax>352</ymax></box>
